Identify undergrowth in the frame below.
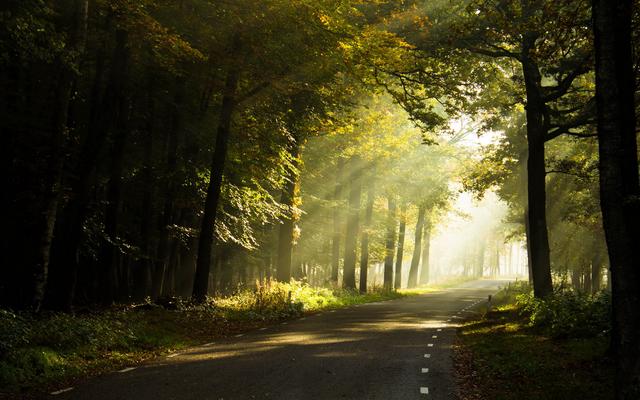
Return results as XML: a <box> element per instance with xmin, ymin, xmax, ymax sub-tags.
<box><xmin>456</xmin><ymin>281</ymin><xmax>614</xmax><ymax>400</ymax></box>
<box><xmin>0</xmin><ymin>279</ymin><xmax>405</xmax><ymax>395</ymax></box>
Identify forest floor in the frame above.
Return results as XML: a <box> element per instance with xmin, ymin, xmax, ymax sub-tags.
<box><xmin>0</xmin><ymin>278</ymin><xmax>469</xmax><ymax>399</ymax></box>
<box><xmin>454</xmin><ymin>285</ymin><xmax>614</xmax><ymax>400</ymax></box>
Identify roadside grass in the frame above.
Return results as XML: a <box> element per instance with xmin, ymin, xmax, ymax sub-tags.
<box><xmin>0</xmin><ymin>279</ymin><xmax>409</xmax><ymax>397</ymax></box>
<box><xmin>455</xmin><ymin>282</ymin><xmax>614</xmax><ymax>400</ymax></box>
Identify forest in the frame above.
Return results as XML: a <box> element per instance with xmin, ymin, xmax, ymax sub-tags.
<box><xmin>0</xmin><ymin>0</ymin><xmax>638</xmax><ymax>399</ymax></box>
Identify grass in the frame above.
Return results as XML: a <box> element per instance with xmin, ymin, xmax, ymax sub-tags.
<box><xmin>0</xmin><ymin>279</ymin><xmax>410</xmax><ymax>397</ymax></box>
<box><xmin>455</xmin><ymin>283</ymin><xmax>614</xmax><ymax>400</ymax></box>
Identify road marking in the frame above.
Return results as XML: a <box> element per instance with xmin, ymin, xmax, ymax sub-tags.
<box><xmin>118</xmin><ymin>367</ymin><xmax>137</xmax><ymax>372</ymax></box>
<box><xmin>203</xmin><ymin>342</ymin><xmax>215</xmax><ymax>346</ymax></box>
<box><xmin>281</xmin><ymin>322</ymin><xmax>288</xmax><ymax>325</ymax></box>
<box><xmin>51</xmin><ymin>387</ymin><xmax>74</xmax><ymax>395</ymax></box>
<box><xmin>428</xmin><ymin>343</ymin><xmax>434</xmax><ymax>347</ymax></box>
<box><xmin>166</xmin><ymin>353</ymin><xmax>178</xmax><ymax>358</ymax></box>
<box><xmin>421</xmin><ymin>368</ymin><xmax>429</xmax><ymax>373</ymax></box>
<box><xmin>420</xmin><ymin>387</ymin><xmax>429</xmax><ymax>394</ymax></box>
<box><xmin>437</xmin><ymin>328</ymin><xmax>442</xmax><ymax>332</ymax></box>
<box><xmin>424</xmin><ymin>353</ymin><xmax>431</xmax><ymax>358</ymax></box>
<box><xmin>300</xmin><ymin>317</ymin><xmax>306</xmax><ymax>320</ymax></box>
<box><xmin>260</xmin><ymin>327</ymin><xmax>267</xmax><ymax>331</ymax></box>
<box><xmin>235</xmin><ymin>334</ymin><xmax>244</xmax><ymax>337</ymax></box>
<box><xmin>432</xmin><ymin>335</ymin><xmax>438</xmax><ymax>339</ymax></box>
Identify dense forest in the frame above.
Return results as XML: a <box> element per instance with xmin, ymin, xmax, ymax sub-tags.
<box><xmin>1</xmin><ymin>0</ymin><xmax>638</xmax><ymax>398</ymax></box>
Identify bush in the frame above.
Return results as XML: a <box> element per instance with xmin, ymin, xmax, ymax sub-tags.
<box><xmin>516</xmin><ymin>290</ymin><xmax>611</xmax><ymax>338</ymax></box>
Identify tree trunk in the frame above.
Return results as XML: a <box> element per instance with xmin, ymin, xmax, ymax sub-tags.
<box><xmin>591</xmin><ymin>251</ymin><xmax>602</xmax><ymax>294</ymax></box>
<box><xmin>383</xmin><ymin>196</ymin><xmax>397</xmax><ymax>290</ymax></box>
<box><xmin>359</xmin><ymin>182</ymin><xmax>375</xmax><ymax>293</ymax></box>
<box><xmin>593</xmin><ymin>1</ymin><xmax>640</xmax><ymax>397</ymax></box>
<box><xmin>100</xmin><ymin>94</ymin><xmax>130</xmax><ymax>305</ymax></box>
<box><xmin>394</xmin><ymin>202</ymin><xmax>407</xmax><ymax>289</ymax></box>
<box><xmin>521</xmin><ymin>42</ymin><xmax>553</xmax><ymax>298</ymax></box>
<box><xmin>407</xmin><ymin>204</ymin><xmax>426</xmax><ymax>288</ymax></box>
<box><xmin>331</xmin><ymin>158</ymin><xmax>344</xmax><ymax>284</ymax></box>
<box><xmin>419</xmin><ymin>222</ymin><xmax>431</xmax><ymax>285</ymax></box>
<box><xmin>276</xmin><ymin>150</ymin><xmax>299</xmax><ymax>282</ymax></box>
<box><xmin>133</xmin><ymin>88</ymin><xmax>155</xmax><ymax>301</ymax></box>
<box><xmin>192</xmin><ymin>38</ymin><xmax>241</xmax><ymax>301</ymax></box>
<box><xmin>343</xmin><ymin>159</ymin><xmax>361</xmax><ymax>290</ymax></box>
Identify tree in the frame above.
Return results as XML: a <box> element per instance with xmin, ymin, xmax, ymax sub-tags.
<box><xmin>592</xmin><ymin>0</ymin><xmax>640</xmax><ymax>397</ymax></box>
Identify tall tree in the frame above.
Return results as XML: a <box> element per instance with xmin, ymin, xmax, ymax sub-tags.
<box><xmin>593</xmin><ymin>0</ymin><xmax>640</xmax><ymax>397</ymax></box>
<box><xmin>383</xmin><ymin>196</ymin><xmax>397</xmax><ymax>290</ymax></box>
<box><xmin>343</xmin><ymin>158</ymin><xmax>362</xmax><ymax>290</ymax></box>
<box><xmin>394</xmin><ymin>202</ymin><xmax>407</xmax><ymax>289</ymax></box>
<box><xmin>407</xmin><ymin>204</ymin><xmax>426</xmax><ymax>288</ymax></box>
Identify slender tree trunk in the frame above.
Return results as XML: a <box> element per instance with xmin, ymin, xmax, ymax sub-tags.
<box><xmin>331</xmin><ymin>158</ymin><xmax>344</xmax><ymax>284</ymax></box>
<box><xmin>521</xmin><ymin>40</ymin><xmax>553</xmax><ymax>298</ymax></box>
<box><xmin>343</xmin><ymin>159</ymin><xmax>361</xmax><ymax>290</ymax></box>
<box><xmin>359</xmin><ymin>182</ymin><xmax>375</xmax><ymax>293</ymax></box>
<box><xmin>394</xmin><ymin>202</ymin><xmax>407</xmax><ymax>289</ymax></box>
<box><xmin>133</xmin><ymin>88</ymin><xmax>155</xmax><ymax>301</ymax></box>
<box><xmin>419</xmin><ymin>222</ymin><xmax>431</xmax><ymax>285</ymax></box>
<box><xmin>192</xmin><ymin>38</ymin><xmax>241</xmax><ymax>302</ymax></box>
<box><xmin>276</xmin><ymin>136</ymin><xmax>301</xmax><ymax>282</ymax></box>
<box><xmin>383</xmin><ymin>196</ymin><xmax>397</xmax><ymax>290</ymax></box>
<box><xmin>591</xmin><ymin>251</ymin><xmax>602</xmax><ymax>294</ymax></box>
<box><xmin>593</xmin><ymin>1</ymin><xmax>640</xmax><ymax>397</ymax></box>
<box><xmin>407</xmin><ymin>204</ymin><xmax>426</xmax><ymax>288</ymax></box>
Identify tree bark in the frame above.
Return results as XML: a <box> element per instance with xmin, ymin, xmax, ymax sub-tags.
<box><xmin>359</xmin><ymin>182</ymin><xmax>375</xmax><ymax>293</ymax></box>
<box><xmin>343</xmin><ymin>159</ymin><xmax>361</xmax><ymax>290</ymax></box>
<box><xmin>383</xmin><ymin>196</ymin><xmax>397</xmax><ymax>290</ymax></box>
<box><xmin>276</xmin><ymin>137</ymin><xmax>301</xmax><ymax>282</ymax></box>
<box><xmin>593</xmin><ymin>0</ymin><xmax>640</xmax><ymax>397</ymax></box>
<box><xmin>419</xmin><ymin>222</ymin><xmax>431</xmax><ymax>285</ymax></box>
<box><xmin>407</xmin><ymin>204</ymin><xmax>426</xmax><ymax>288</ymax></box>
<box><xmin>521</xmin><ymin>38</ymin><xmax>553</xmax><ymax>298</ymax></box>
<box><xmin>394</xmin><ymin>202</ymin><xmax>407</xmax><ymax>289</ymax></box>
<box><xmin>192</xmin><ymin>38</ymin><xmax>241</xmax><ymax>302</ymax></box>
<box><xmin>331</xmin><ymin>158</ymin><xmax>344</xmax><ymax>284</ymax></box>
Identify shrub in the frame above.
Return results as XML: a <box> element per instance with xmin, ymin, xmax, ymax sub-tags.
<box><xmin>516</xmin><ymin>290</ymin><xmax>611</xmax><ymax>338</ymax></box>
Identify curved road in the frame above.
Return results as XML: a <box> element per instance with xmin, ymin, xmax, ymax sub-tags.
<box><xmin>56</xmin><ymin>279</ymin><xmax>509</xmax><ymax>400</ymax></box>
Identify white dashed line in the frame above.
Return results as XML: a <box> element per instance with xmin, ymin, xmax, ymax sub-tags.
<box><xmin>421</xmin><ymin>367</ymin><xmax>429</xmax><ymax>373</ymax></box>
<box><xmin>427</xmin><ymin>343</ymin><xmax>434</xmax><ymax>347</ymax></box>
<box><xmin>420</xmin><ymin>387</ymin><xmax>429</xmax><ymax>394</ymax></box>
<box><xmin>432</xmin><ymin>335</ymin><xmax>438</xmax><ymax>339</ymax></box>
<box><xmin>51</xmin><ymin>387</ymin><xmax>74</xmax><ymax>395</ymax></box>
<box><xmin>166</xmin><ymin>353</ymin><xmax>178</xmax><ymax>358</ymax></box>
<box><xmin>235</xmin><ymin>334</ymin><xmax>244</xmax><ymax>337</ymax></box>
<box><xmin>118</xmin><ymin>367</ymin><xmax>137</xmax><ymax>372</ymax></box>
<box><xmin>203</xmin><ymin>342</ymin><xmax>215</xmax><ymax>346</ymax></box>
<box><xmin>259</xmin><ymin>327</ymin><xmax>267</xmax><ymax>331</ymax></box>
<box><xmin>281</xmin><ymin>322</ymin><xmax>288</xmax><ymax>325</ymax></box>
<box><xmin>300</xmin><ymin>318</ymin><xmax>306</xmax><ymax>321</ymax></box>
<box><xmin>424</xmin><ymin>353</ymin><xmax>431</xmax><ymax>358</ymax></box>
<box><xmin>437</xmin><ymin>328</ymin><xmax>442</xmax><ymax>332</ymax></box>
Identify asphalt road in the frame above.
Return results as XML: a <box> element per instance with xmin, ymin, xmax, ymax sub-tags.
<box><xmin>55</xmin><ymin>279</ymin><xmax>508</xmax><ymax>400</ymax></box>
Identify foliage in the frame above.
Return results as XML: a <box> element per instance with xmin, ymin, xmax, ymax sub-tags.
<box><xmin>516</xmin><ymin>290</ymin><xmax>611</xmax><ymax>339</ymax></box>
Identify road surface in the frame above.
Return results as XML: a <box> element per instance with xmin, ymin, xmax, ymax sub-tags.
<box><xmin>55</xmin><ymin>279</ymin><xmax>508</xmax><ymax>400</ymax></box>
